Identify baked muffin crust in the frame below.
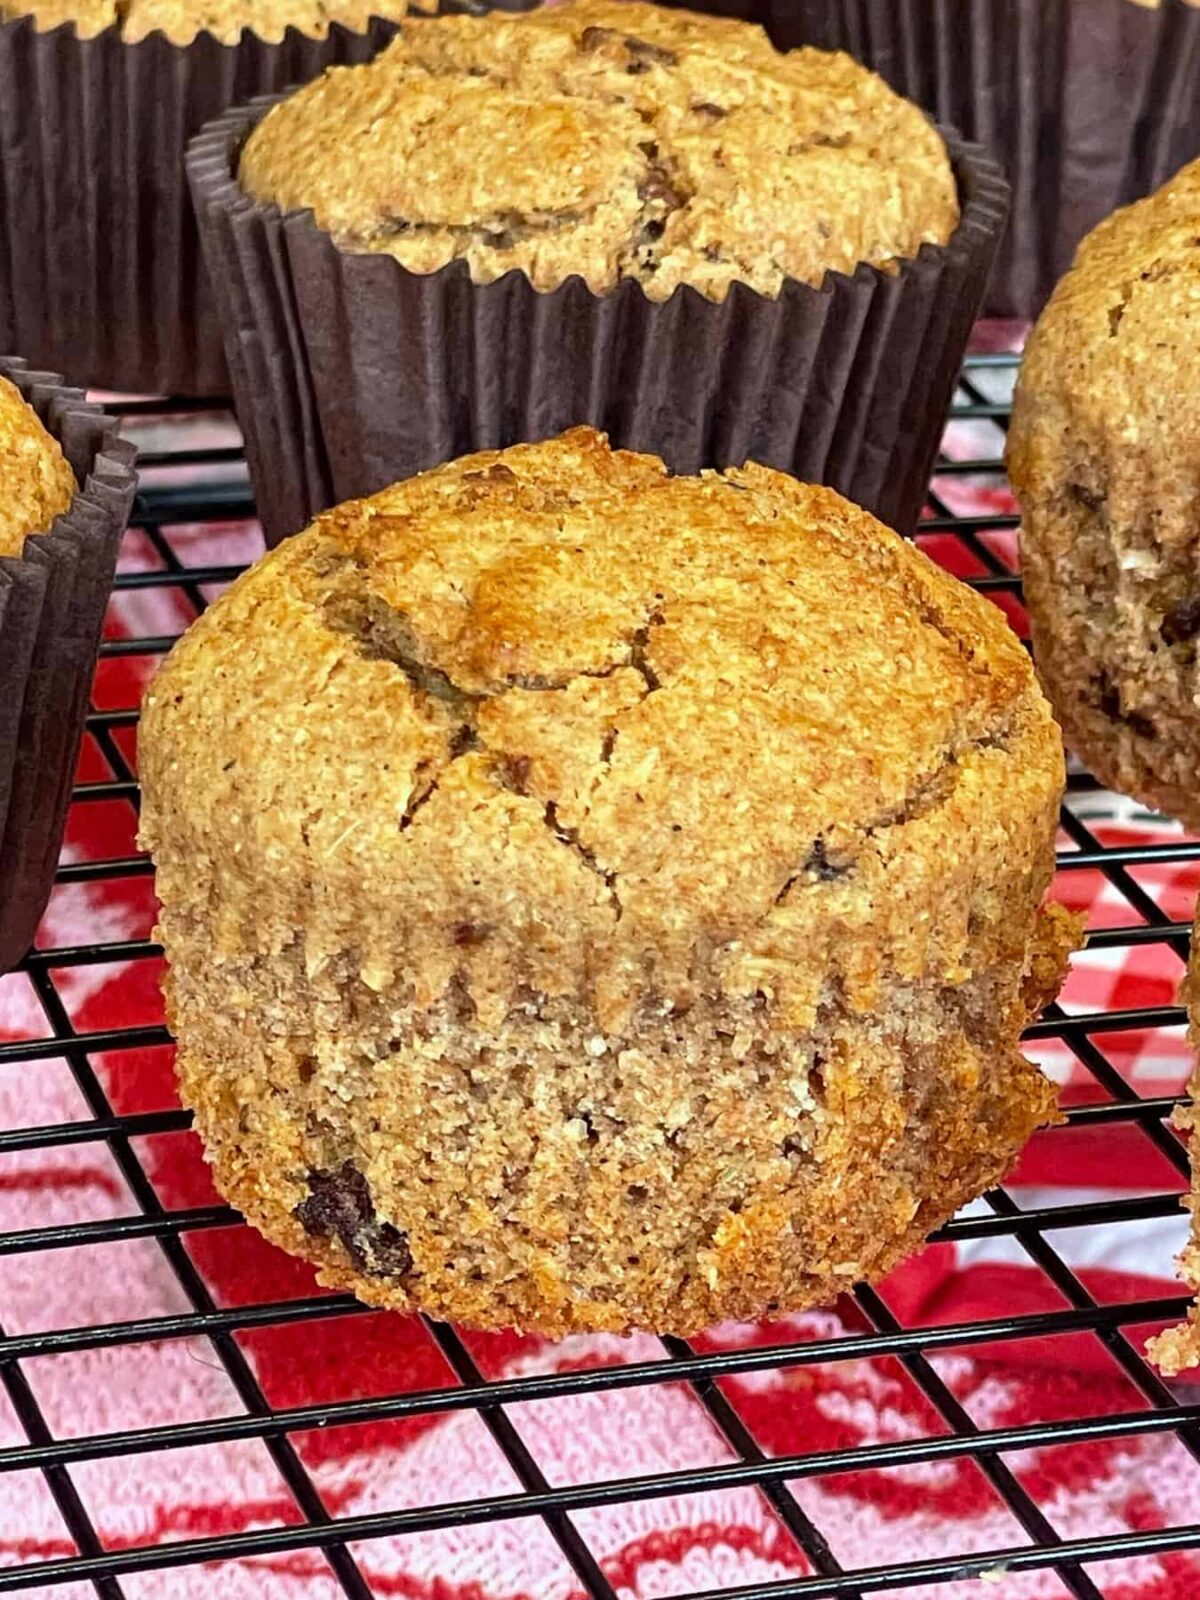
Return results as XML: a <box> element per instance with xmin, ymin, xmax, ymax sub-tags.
<box><xmin>238</xmin><ymin>0</ymin><xmax>960</xmax><ymax>301</ymax></box>
<box><xmin>0</xmin><ymin>375</ymin><xmax>76</xmax><ymax>559</ymax></box>
<box><xmin>1009</xmin><ymin>157</ymin><xmax>1200</xmax><ymax>829</ymax></box>
<box><xmin>3</xmin><ymin>0</ymin><xmax>405</xmax><ymax>44</ymax></box>
<box><xmin>140</xmin><ymin>427</ymin><xmax>1074</xmax><ymax>1335</ymax></box>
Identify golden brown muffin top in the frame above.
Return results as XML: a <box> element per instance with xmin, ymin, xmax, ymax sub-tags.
<box><xmin>4</xmin><ymin>0</ymin><xmax>405</xmax><ymax>44</ymax></box>
<box><xmin>1010</xmin><ymin>155</ymin><xmax>1200</xmax><ymax>537</ymax></box>
<box><xmin>239</xmin><ymin>0</ymin><xmax>959</xmax><ymax>302</ymax></box>
<box><xmin>0</xmin><ymin>376</ymin><xmax>76</xmax><ymax>559</ymax></box>
<box><xmin>140</xmin><ymin>427</ymin><xmax>1062</xmax><ymax>1036</ymax></box>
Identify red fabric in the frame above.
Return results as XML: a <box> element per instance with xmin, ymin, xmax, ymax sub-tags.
<box><xmin>2</xmin><ymin>362</ymin><xmax>1198</xmax><ymax>1597</ymax></box>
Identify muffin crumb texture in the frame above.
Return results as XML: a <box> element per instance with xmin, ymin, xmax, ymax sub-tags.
<box><xmin>140</xmin><ymin>427</ymin><xmax>1074</xmax><ymax>1335</ymax></box>
<box><xmin>1009</xmin><ymin>156</ymin><xmax>1200</xmax><ymax>831</ymax></box>
<box><xmin>239</xmin><ymin>0</ymin><xmax>959</xmax><ymax>302</ymax></box>
<box><xmin>0</xmin><ymin>375</ymin><xmax>76</xmax><ymax>559</ymax></box>
<box><xmin>2</xmin><ymin>0</ymin><xmax>405</xmax><ymax>44</ymax></box>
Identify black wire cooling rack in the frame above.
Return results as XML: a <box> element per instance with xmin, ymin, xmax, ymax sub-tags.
<box><xmin>2</xmin><ymin>349</ymin><xmax>1200</xmax><ymax>1600</ymax></box>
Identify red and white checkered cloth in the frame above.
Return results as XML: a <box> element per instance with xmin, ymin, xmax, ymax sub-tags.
<box><xmin>3</xmin><ymin>346</ymin><xmax>1199</xmax><ymax>1598</ymax></box>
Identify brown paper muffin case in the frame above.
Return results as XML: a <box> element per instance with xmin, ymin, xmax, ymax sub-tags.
<box><xmin>0</xmin><ymin>358</ymin><xmax>137</xmax><ymax>975</ymax></box>
<box><xmin>0</xmin><ymin>15</ymin><xmax>403</xmax><ymax>398</ymax></box>
<box><xmin>187</xmin><ymin>94</ymin><xmax>1008</xmax><ymax>546</ymax></box>
<box><xmin>654</xmin><ymin>0</ymin><xmax>1200</xmax><ymax>320</ymax></box>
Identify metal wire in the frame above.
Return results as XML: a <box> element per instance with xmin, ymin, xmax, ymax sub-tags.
<box><xmin>1</xmin><ymin>352</ymin><xmax>1196</xmax><ymax>1597</ymax></box>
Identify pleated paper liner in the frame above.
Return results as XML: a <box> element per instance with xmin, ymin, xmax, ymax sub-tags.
<box><xmin>0</xmin><ymin>15</ymin><xmax>403</xmax><ymax>398</ymax></box>
<box><xmin>187</xmin><ymin>95</ymin><xmax>1008</xmax><ymax>548</ymax></box>
<box><xmin>0</xmin><ymin>358</ymin><xmax>137</xmax><ymax>976</ymax></box>
<box><xmin>656</xmin><ymin>0</ymin><xmax>1200</xmax><ymax>320</ymax></box>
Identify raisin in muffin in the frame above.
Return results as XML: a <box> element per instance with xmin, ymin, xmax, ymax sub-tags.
<box><xmin>139</xmin><ymin>428</ymin><xmax>1076</xmax><ymax>1336</ymax></box>
<box><xmin>238</xmin><ymin>0</ymin><xmax>960</xmax><ymax>302</ymax></box>
<box><xmin>0</xmin><ymin>375</ymin><xmax>76</xmax><ymax>555</ymax></box>
<box><xmin>1009</xmin><ymin>158</ymin><xmax>1200</xmax><ymax>832</ymax></box>
<box><xmin>1148</xmin><ymin>916</ymin><xmax>1200</xmax><ymax>1375</ymax></box>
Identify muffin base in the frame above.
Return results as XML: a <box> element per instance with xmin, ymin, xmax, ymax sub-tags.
<box><xmin>0</xmin><ymin>358</ymin><xmax>136</xmax><ymax>974</ymax></box>
<box><xmin>169</xmin><ymin>902</ymin><xmax>1075</xmax><ymax>1336</ymax></box>
<box><xmin>187</xmin><ymin>98</ymin><xmax>1007</xmax><ymax>544</ymax></box>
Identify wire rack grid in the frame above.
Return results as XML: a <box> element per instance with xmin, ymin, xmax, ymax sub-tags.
<box><xmin>1</xmin><ymin>349</ymin><xmax>1199</xmax><ymax>1600</ymax></box>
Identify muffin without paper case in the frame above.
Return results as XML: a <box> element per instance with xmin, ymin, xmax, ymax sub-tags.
<box><xmin>139</xmin><ymin>427</ymin><xmax>1078</xmax><ymax>1336</ymax></box>
<box><xmin>0</xmin><ymin>0</ymin><xmax>408</xmax><ymax>394</ymax></box>
<box><xmin>187</xmin><ymin>0</ymin><xmax>1009</xmax><ymax>543</ymax></box>
<box><xmin>1009</xmin><ymin>157</ymin><xmax>1200</xmax><ymax>833</ymax></box>
<box><xmin>0</xmin><ymin>359</ymin><xmax>137</xmax><ymax>974</ymax></box>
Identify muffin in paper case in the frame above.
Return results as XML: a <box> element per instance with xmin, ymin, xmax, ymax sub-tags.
<box><xmin>0</xmin><ymin>357</ymin><xmax>137</xmax><ymax>974</ymax></box>
<box><xmin>187</xmin><ymin>91</ymin><xmax>1009</xmax><ymax>545</ymax></box>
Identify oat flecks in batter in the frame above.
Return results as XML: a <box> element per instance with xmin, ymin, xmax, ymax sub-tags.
<box><xmin>0</xmin><ymin>375</ymin><xmax>76</xmax><ymax>559</ymax></box>
<box><xmin>1009</xmin><ymin>155</ymin><xmax>1200</xmax><ymax>832</ymax></box>
<box><xmin>238</xmin><ymin>0</ymin><xmax>959</xmax><ymax>302</ymax></box>
<box><xmin>139</xmin><ymin>427</ymin><xmax>1076</xmax><ymax>1337</ymax></box>
<box><xmin>2</xmin><ymin>0</ymin><xmax>406</xmax><ymax>43</ymax></box>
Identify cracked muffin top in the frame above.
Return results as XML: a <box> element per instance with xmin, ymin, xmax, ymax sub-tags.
<box><xmin>4</xmin><ymin>0</ymin><xmax>405</xmax><ymax>44</ymax></box>
<box><xmin>238</xmin><ymin>0</ymin><xmax>959</xmax><ymax>301</ymax></box>
<box><xmin>1010</xmin><ymin>155</ymin><xmax>1200</xmax><ymax>543</ymax></box>
<box><xmin>140</xmin><ymin>427</ymin><xmax>1063</xmax><ymax>1036</ymax></box>
<box><xmin>0</xmin><ymin>376</ymin><xmax>75</xmax><ymax>560</ymax></box>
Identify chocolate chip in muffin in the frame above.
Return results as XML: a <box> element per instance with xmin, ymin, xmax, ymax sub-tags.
<box><xmin>296</xmin><ymin>1163</ymin><xmax>413</xmax><ymax>1277</ymax></box>
<box><xmin>1066</xmin><ymin>481</ymin><xmax>1106</xmax><ymax>515</ymax></box>
<box><xmin>1161</xmin><ymin>595</ymin><xmax>1200</xmax><ymax>646</ymax></box>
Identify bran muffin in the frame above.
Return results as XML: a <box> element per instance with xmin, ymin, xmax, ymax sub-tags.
<box><xmin>654</xmin><ymin>0</ymin><xmax>1200</xmax><ymax>319</ymax></box>
<box><xmin>190</xmin><ymin>0</ymin><xmax>1009</xmax><ymax>545</ymax></box>
<box><xmin>238</xmin><ymin>0</ymin><xmax>959</xmax><ymax>302</ymax></box>
<box><xmin>1148</xmin><ymin>922</ymin><xmax>1200</xmax><ymax>1376</ymax></box>
<box><xmin>1008</xmin><ymin>158</ymin><xmax>1200</xmax><ymax>832</ymax></box>
<box><xmin>2</xmin><ymin>0</ymin><xmax>405</xmax><ymax>42</ymax></box>
<box><xmin>0</xmin><ymin>0</ymin><xmax>404</xmax><ymax>395</ymax></box>
<box><xmin>0</xmin><ymin>357</ymin><xmax>137</xmax><ymax>976</ymax></box>
<box><xmin>0</xmin><ymin>376</ymin><xmax>77</xmax><ymax>557</ymax></box>
<box><xmin>139</xmin><ymin>427</ymin><xmax>1076</xmax><ymax>1336</ymax></box>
